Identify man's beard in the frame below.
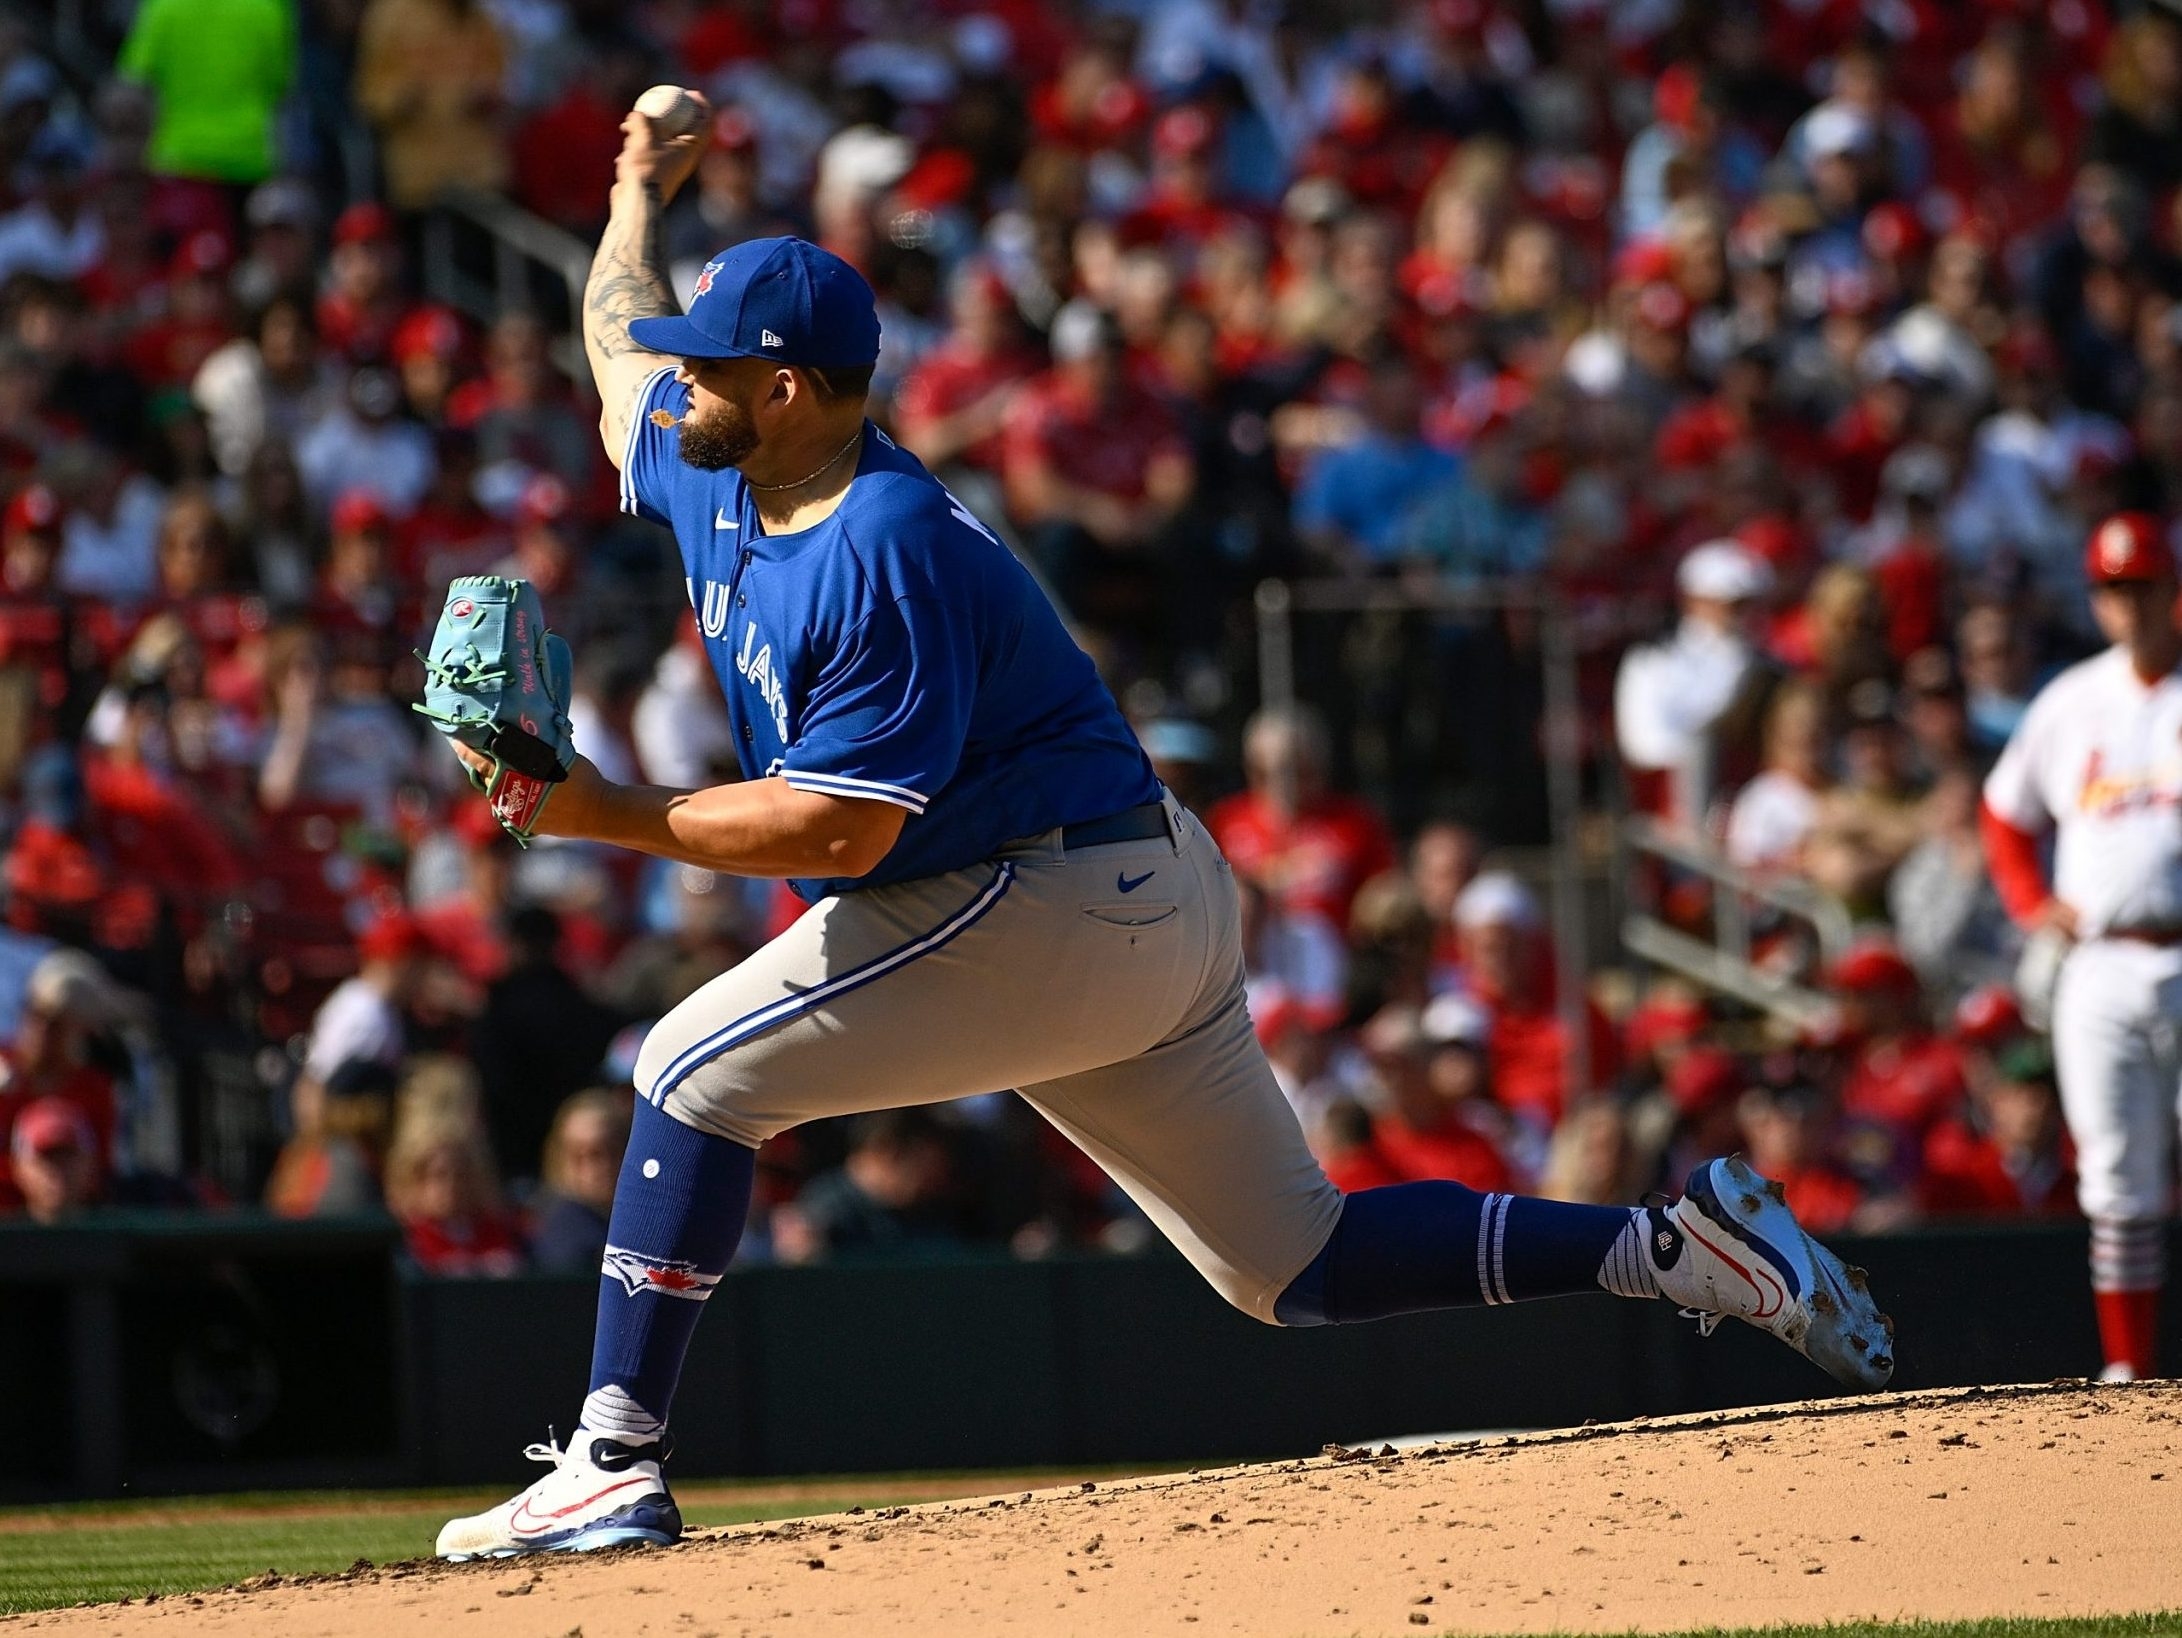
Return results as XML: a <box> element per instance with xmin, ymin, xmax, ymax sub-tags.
<box><xmin>678</xmin><ymin>396</ymin><xmax>759</xmax><ymax>471</ymax></box>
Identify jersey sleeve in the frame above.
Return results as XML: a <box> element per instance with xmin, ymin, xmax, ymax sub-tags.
<box><xmin>617</xmin><ymin>365</ymin><xmax>688</xmax><ymax>526</ymax></box>
<box><xmin>780</xmin><ymin>596</ymin><xmax>974</xmax><ymax>815</ymax></box>
<box><xmin>1981</xmin><ymin>687</ymin><xmax>2057</xmax><ymax>830</ymax></box>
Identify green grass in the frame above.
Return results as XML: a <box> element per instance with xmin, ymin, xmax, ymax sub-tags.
<box><xmin>0</xmin><ymin>1489</ymin><xmax>925</xmax><ymax>1615</ymax></box>
<box><xmin>1568</xmin><ymin>1624</ymin><xmax>2182</xmax><ymax>1638</ymax></box>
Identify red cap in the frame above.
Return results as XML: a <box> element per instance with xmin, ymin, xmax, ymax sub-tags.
<box><xmin>392</xmin><ymin>305</ymin><xmax>465</xmax><ymax>366</ymax></box>
<box><xmin>895</xmin><ymin>148</ymin><xmax>977</xmax><ymax>212</ymax></box>
<box><xmin>1666</xmin><ymin>1046</ymin><xmax>1743</xmax><ymax>1117</ymax></box>
<box><xmin>1153</xmin><ymin>105</ymin><xmax>1216</xmax><ymax>159</ymax></box>
<box><xmin>1734</xmin><ymin>514</ymin><xmax>1804</xmax><ymax>571</ymax></box>
<box><xmin>168</xmin><ymin>229</ymin><xmax>233</xmax><ymax>281</ymax></box>
<box><xmin>516</xmin><ymin>472</ymin><xmax>573</xmax><ymax>525</ymax></box>
<box><xmin>330</xmin><ymin>488</ymin><xmax>391</xmax><ymax>534</ymax></box>
<box><xmin>1612</xmin><ymin>238</ymin><xmax>1677</xmax><ymax>287</ymax></box>
<box><xmin>2085</xmin><ymin>512</ymin><xmax>2172</xmax><ymax>585</ymax></box>
<box><xmin>11</xmin><ymin>1096</ymin><xmax>94</xmax><ymax>1163</ymax></box>
<box><xmin>711</xmin><ymin>106</ymin><xmax>758</xmax><ymax>151</ymax></box>
<box><xmin>1861</xmin><ymin>201</ymin><xmax>1926</xmax><ymax>263</ymax></box>
<box><xmin>1953</xmin><ymin>982</ymin><xmax>2024</xmax><ymax>1047</ymax></box>
<box><xmin>333</xmin><ymin>202</ymin><xmax>397</xmax><ymax>248</ymax></box>
<box><xmin>1623</xmin><ymin>992</ymin><xmax>1708</xmax><ymax>1060</ymax></box>
<box><xmin>358</xmin><ymin>910</ymin><xmax>427</xmax><ymax>965</ymax></box>
<box><xmin>1654</xmin><ymin>64</ymin><xmax>1702</xmax><ymax>133</ymax></box>
<box><xmin>451</xmin><ymin>796</ymin><xmax>506</xmax><ymax>846</ymax></box>
<box><xmin>1829</xmin><ymin>937</ymin><xmax>1920</xmax><ymax>996</ymax></box>
<box><xmin>5</xmin><ymin>482</ymin><xmax>62</xmax><ymax>535</ymax></box>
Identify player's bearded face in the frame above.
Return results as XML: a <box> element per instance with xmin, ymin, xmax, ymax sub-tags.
<box><xmin>679</xmin><ymin>386</ymin><xmax>761</xmax><ymax>471</ymax></box>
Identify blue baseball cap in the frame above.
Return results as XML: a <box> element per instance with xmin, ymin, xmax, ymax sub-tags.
<box><xmin>629</xmin><ymin>236</ymin><xmax>881</xmax><ymax>369</ymax></box>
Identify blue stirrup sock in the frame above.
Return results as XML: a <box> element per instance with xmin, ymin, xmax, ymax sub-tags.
<box><xmin>1274</xmin><ymin>1181</ymin><xmax>1654</xmax><ymax>1326</ymax></box>
<box><xmin>579</xmin><ymin>1098</ymin><xmax>754</xmax><ymax>1441</ymax></box>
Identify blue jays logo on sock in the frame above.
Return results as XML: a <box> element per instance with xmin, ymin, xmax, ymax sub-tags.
<box><xmin>602</xmin><ymin>1245</ymin><xmax>723</xmax><ymax>1300</ymax></box>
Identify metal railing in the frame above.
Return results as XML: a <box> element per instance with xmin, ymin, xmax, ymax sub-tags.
<box><xmin>1253</xmin><ymin>576</ymin><xmax>1859</xmax><ymax>1055</ymax></box>
<box><xmin>418</xmin><ymin>188</ymin><xmax>596</xmax><ymax>385</ymax></box>
<box><xmin>1619</xmin><ymin>814</ymin><xmax>1854</xmax><ymax>1028</ymax></box>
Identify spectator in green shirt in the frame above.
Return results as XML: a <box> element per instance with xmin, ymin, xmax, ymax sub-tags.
<box><xmin>117</xmin><ymin>0</ymin><xmax>295</xmax><ymax>185</ymax></box>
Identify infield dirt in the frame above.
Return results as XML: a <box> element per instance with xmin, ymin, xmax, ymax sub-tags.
<box><xmin>9</xmin><ymin>1381</ymin><xmax>2179</xmax><ymax>1638</ymax></box>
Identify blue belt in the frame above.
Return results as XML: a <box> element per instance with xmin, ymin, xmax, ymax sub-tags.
<box><xmin>1060</xmin><ymin>800</ymin><xmax>1169</xmax><ymax>851</ymax></box>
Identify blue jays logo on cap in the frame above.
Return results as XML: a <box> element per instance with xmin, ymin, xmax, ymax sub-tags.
<box><xmin>630</xmin><ymin>237</ymin><xmax>881</xmax><ymax>369</ymax></box>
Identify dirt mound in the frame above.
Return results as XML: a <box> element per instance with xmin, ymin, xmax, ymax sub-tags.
<box><xmin>15</xmin><ymin>1382</ymin><xmax>2180</xmax><ymax>1637</ymax></box>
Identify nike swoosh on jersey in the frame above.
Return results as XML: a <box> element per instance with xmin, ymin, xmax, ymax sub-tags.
<box><xmin>715</xmin><ymin>508</ymin><xmax>738</xmax><ymax>530</ymax></box>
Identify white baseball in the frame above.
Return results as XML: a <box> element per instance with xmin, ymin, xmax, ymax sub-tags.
<box><xmin>634</xmin><ymin>84</ymin><xmax>706</xmax><ymax>140</ymax></box>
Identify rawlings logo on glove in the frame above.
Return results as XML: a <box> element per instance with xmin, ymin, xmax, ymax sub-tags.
<box><xmin>414</xmin><ymin>576</ymin><xmax>576</xmax><ymax>844</ymax></box>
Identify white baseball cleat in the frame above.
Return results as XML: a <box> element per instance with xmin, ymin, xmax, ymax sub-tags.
<box><xmin>436</xmin><ymin>1431</ymin><xmax>682</xmax><ymax>1561</ymax></box>
<box><xmin>1653</xmin><ymin>1156</ymin><xmax>1896</xmax><ymax>1391</ymax></box>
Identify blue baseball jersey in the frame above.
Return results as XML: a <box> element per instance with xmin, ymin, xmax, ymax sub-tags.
<box><xmin>618</xmin><ymin>367</ymin><xmax>1160</xmax><ymax>900</ymax></box>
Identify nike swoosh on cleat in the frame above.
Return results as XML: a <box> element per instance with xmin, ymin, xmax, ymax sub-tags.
<box><xmin>509</xmin><ymin>1475</ymin><xmax>653</xmax><ymax>1535</ymax></box>
<box><xmin>1682</xmin><ymin>1217</ymin><xmax>1788</xmax><ymax>1321</ymax></box>
<box><xmin>1116</xmin><ymin>869</ymin><xmax>1155</xmax><ymax>893</ymax></box>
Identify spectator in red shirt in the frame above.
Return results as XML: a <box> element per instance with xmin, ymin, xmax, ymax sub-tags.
<box><xmin>1206</xmin><ymin>703</ymin><xmax>1395</xmax><ymax>926</ymax></box>
<box><xmin>893</xmin><ymin>265</ymin><xmax>1038</xmax><ymax>482</ymax></box>
<box><xmin>448</xmin><ymin>313</ymin><xmax>596</xmax><ymax>498</ymax></box>
<box><xmin>1450</xmin><ymin>869</ymin><xmax>1621</xmax><ymax>1132</ymax></box>
<box><xmin>384</xmin><ymin>1086</ymin><xmax>525</xmax><ymax>1276</ymax></box>
<box><xmin>1736</xmin><ymin>1078</ymin><xmax>1868</xmax><ymax>1236</ymax></box>
<box><xmin>1921</xmin><ymin>1036</ymin><xmax>2077</xmax><ymax>1219</ymax></box>
<box><xmin>123</xmin><ymin>231</ymin><xmax>236</xmax><ymax>389</ymax></box>
<box><xmin>315</xmin><ymin>203</ymin><xmax>408</xmax><ymax>364</ymax></box>
<box><xmin>313</xmin><ymin>489</ymin><xmax>407</xmax><ymax>644</ymax></box>
<box><xmin>1928</xmin><ymin>27</ymin><xmax>2075</xmax><ymax>253</ymax></box>
<box><xmin>4</xmin><ymin>744</ymin><xmax>160</xmax><ymax>952</ymax></box>
<box><xmin>1320</xmin><ymin>1001</ymin><xmax>1511</xmax><ymax>1194</ymax></box>
<box><xmin>390</xmin><ymin>305</ymin><xmax>469</xmax><ymax>430</ymax></box>
<box><xmin>1121</xmin><ymin>106</ymin><xmax>1255</xmax><ymax>272</ymax></box>
<box><xmin>147</xmin><ymin>490</ymin><xmax>261</xmax><ymax>666</ymax></box>
<box><xmin>397</xmin><ymin>428</ymin><xmax>503</xmax><ymax>589</ymax></box>
<box><xmin>0</xmin><ymin>950</ymin><xmax>125</xmax><ymax>1210</ymax></box>
<box><xmin>1001</xmin><ymin>299</ymin><xmax>1194</xmax><ymax>645</ymax></box>
<box><xmin>0</xmin><ymin>482</ymin><xmax>98</xmax><ymax>735</ymax></box>
<box><xmin>1831</xmin><ymin>936</ymin><xmax>1968</xmax><ymax>1174</ymax></box>
<box><xmin>511</xmin><ymin>44</ymin><xmax>646</xmax><ymax>236</ymax></box>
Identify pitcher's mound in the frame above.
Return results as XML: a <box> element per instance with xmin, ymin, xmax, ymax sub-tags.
<box><xmin>30</xmin><ymin>1382</ymin><xmax>2182</xmax><ymax>1637</ymax></box>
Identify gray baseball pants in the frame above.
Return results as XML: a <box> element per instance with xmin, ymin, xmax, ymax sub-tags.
<box><xmin>631</xmin><ymin>791</ymin><xmax>1344</xmax><ymax>1322</ymax></box>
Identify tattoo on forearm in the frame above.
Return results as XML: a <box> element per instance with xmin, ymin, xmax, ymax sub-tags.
<box><xmin>584</xmin><ymin>184</ymin><xmax>675</xmax><ymax>366</ymax></box>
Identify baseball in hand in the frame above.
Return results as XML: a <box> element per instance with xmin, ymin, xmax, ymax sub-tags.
<box><xmin>634</xmin><ymin>84</ymin><xmax>707</xmax><ymax>140</ymax></box>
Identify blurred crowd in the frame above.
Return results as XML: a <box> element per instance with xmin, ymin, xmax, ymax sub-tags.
<box><xmin>0</xmin><ymin>0</ymin><xmax>2166</xmax><ymax>1262</ymax></box>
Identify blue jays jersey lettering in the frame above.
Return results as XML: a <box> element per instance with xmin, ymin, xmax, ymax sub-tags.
<box><xmin>619</xmin><ymin>367</ymin><xmax>1158</xmax><ymax>899</ymax></box>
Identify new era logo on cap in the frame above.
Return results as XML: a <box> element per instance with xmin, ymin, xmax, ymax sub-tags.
<box><xmin>761</xmin><ymin>329</ymin><xmax>784</xmax><ymax>348</ymax></box>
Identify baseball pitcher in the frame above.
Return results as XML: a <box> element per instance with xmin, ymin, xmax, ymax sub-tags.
<box><xmin>426</xmin><ymin>92</ymin><xmax>1894</xmax><ymax>1559</ymax></box>
<box><xmin>1982</xmin><ymin>510</ymin><xmax>2182</xmax><ymax>1381</ymax></box>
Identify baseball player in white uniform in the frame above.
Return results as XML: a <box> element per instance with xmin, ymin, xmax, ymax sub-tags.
<box><xmin>1982</xmin><ymin>510</ymin><xmax>2182</xmax><ymax>1380</ymax></box>
<box><xmin>427</xmin><ymin>92</ymin><xmax>1895</xmax><ymax>1562</ymax></box>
